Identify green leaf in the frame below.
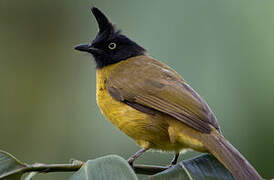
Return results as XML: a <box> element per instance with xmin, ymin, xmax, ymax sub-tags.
<box><xmin>149</xmin><ymin>154</ymin><xmax>234</xmax><ymax>180</ymax></box>
<box><xmin>24</xmin><ymin>172</ymin><xmax>39</xmax><ymax>180</ymax></box>
<box><xmin>69</xmin><ymin>155</ymin><xmax>138</xmax><ymax>180</ymax></box>
<box><xmin>0</xmin><ymin>150</ymin><xmax>26</xmax><ymax>180</ymax></box>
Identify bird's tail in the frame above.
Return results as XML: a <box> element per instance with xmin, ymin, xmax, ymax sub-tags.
<box><xmin>201</xmin><ymin>130</ymin><xmax>262</xmax><ymax>180</ymax></box>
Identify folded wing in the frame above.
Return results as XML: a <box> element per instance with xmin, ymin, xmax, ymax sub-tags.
<box><xmin>106</xmin><ymin>56</ymin><xmax>220</xmax><ymax>134</ymax></box>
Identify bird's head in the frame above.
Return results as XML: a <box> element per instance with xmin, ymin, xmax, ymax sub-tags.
<box><xmin>75</xmin><ymin>7</ymin><xmax>146</xmax><ymax>68</ymax></box>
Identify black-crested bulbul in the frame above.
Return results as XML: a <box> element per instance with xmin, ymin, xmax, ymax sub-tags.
<box><xmin>75</xmin><ymin>7</ymin><xmax>262</xmax><ymax>180</ymax></box>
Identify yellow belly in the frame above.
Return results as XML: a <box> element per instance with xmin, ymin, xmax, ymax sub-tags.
<box><xmin>96</xmin><ymin>62</ymin><xmax>207</xmax><ymax>153</ymax></box>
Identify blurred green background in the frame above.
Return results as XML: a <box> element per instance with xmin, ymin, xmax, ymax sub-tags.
<box><xmin>1</xmin><ymin>0</ymin><xmax>274</xmax><ymax>179</ymax></box>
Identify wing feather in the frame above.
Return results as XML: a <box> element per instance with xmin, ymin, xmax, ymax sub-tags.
<box><xmin>106</xmin><ymin>56</ymin><xmax>220</xmax><ymax>134</ymax></box>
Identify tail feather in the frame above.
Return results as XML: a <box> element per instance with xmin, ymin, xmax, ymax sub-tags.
<box><xmin>202</xmin><ymin>131</ymin><xmax>262</xmax><ymax>180</ymax></box>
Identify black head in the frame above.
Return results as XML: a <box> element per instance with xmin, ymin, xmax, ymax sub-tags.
<box><xmin>75</xmin><ymin>7</ymin><xmax>146</xmax><ymax>68</ymax></box>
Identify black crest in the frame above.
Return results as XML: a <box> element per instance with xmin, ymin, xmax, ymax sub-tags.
<box><xmin>75</xmin><ymin>7</ymin><xmax>146</xmax><ymax>68</ymax></box>
<box><xmin>91</xmin><ymin>7</ymin><xmax>114</xmax><ymax>34</ymax></box>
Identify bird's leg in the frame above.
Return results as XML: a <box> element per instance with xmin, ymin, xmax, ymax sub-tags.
<box><xmin>127</xmin><ymin>148</ymin><xmax>148</xmax><ymax>167</ymax></box>
<box><xmin>170</xmin><ymin>152</ymin><xmax>179</xmax><ymax>166</ymax></box>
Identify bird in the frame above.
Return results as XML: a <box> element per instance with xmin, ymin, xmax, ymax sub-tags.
<box><xmin>74</xmin><ymin>7</ymin><xmax>263</xmax><ymax>180</ymax></box>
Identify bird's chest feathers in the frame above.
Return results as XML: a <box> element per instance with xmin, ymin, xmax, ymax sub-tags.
<box><xmin>96</xmin><ymin>64</ymin><xmax>149</xmax><ymax>136</ymax></box>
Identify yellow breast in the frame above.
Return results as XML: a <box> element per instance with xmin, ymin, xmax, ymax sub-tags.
<box><xmin>96</xmin><ymin>62</ymin><xmax>153</xmax><ymax>148</ymax></box>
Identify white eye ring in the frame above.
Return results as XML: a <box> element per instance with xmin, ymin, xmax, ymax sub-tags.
<box><xmin>108</xmin><ymin>42</ymin><xmax>116</xmax><ymax>50</ymax></box>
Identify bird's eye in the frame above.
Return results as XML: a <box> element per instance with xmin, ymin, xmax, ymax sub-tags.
<box><xmin>108</xmin><ymin>42</ymin><xmax>116</xmax><ymax>50</ymax></box>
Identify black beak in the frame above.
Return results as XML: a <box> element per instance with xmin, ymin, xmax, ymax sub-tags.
<box><xmin>74</xmin><ymin>43</ymin><xmax>103</xmax><ymax>55</ymax></box>
<box><xmin>74</xmin><ymin>43</ymin><xmax>91</xmax><ymax>52</ymax></box>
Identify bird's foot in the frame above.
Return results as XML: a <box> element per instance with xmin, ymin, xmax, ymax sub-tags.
<box><xmin>127</xmin><ymin>157</ymin><xmax>135</xmax><ymax>168</ymax></box>
<box><xmin>165</xmin><ymin>152</ymin><xmax>180</xmax><ymax>168</ymax></box>
<box><xmin>164</xmin><ymin>162</ymin><xmax>177</xmax><ymax>169</ymax></box>
<box><xmin>127</xmin><ymin>148</ymin><xmax>148</xmax><ymax>168</ymax></box>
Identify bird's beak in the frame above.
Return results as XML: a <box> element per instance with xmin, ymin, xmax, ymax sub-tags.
<box><xmin>74</xmin><ymin>43</ymin><xmax>90</xmax><ymax>52</ymax></box>
<box><xmin>74</xmin><ymin>43</ymin><xmax>102</xmax><ymax>55</ymax></box>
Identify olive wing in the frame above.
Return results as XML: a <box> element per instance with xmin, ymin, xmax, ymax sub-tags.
<box><xmin>106</xmin><ymin>56</ymin><xmax>220</xmax><ymax>134</ymax></box>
